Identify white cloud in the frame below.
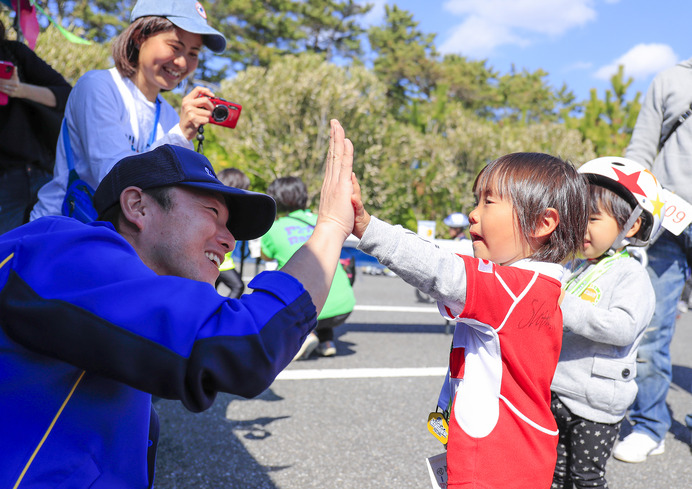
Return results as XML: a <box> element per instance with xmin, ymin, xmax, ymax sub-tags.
<box><xmin>439</xmin><ymin>0</ymin><xmax>597</xmax><ymax>57</ymax></box>
<box><xmin>593</xmin><ymin>43</ymin><xmax>679</xmax><ymax>81</ymax></box>
<box><xmin>439</xmin><ymin>16</ymin><xmax>527</xmax><ymax>58</ymax></box>
<box><xmin>563</xmin><ymin>61</ymin><xmax>594</xmax><ymax>72</ymax></box>
<box><xmin>360</xmin><ymin>0</ymin><xmax>388</xmax><ymax>27</ymax></box>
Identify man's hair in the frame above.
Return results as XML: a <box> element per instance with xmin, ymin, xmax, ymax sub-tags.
<box><xmin>589</xmin><ymin>184</ymin><xmax>644</xmax><ymax>239</ymax></box>
<box><xmin>473</xmin><ymin>152</ymin><xmax>588</xmax><ymax>264</ymax></box>
<box><xmin>266</xmin><ymin>177</ymin><xmax>308</xmax><ymax>214</ymax></box>
<box><xmin>112</xmin><ymin>17</ymin><xmax>176</xmax><ymax>79</ymax></box>
<box><xmin>217</xmin><ymin>168</ymin><xmax>250</xmax><ymax>191</ymax></box>
<box><xmin>100</xmin><ymin>186</ymin><xmax>174</xmax><ymax>231</ymax></box>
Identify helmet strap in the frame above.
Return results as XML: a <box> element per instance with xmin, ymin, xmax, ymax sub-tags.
<box><xmin>606</xmin><ymin>205</ymin><xmax>643</xmax><ymax>256</ymax></box>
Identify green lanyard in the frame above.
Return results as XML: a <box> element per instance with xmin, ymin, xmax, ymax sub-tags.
<box><xmin>564</xmin><ymin>250</ymin><xmax>629</xmax><ymax>297</ymax></box>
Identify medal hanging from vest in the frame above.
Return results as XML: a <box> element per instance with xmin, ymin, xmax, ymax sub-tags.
<box><xmin>564</xmin><ymin>250</ymin><xmax>628</xmax><ymax>298</ymax></box>
<box><xmin>427</xmin><ymin>409</ymin><xmax>449</xmax><ymax>445</ymax></box>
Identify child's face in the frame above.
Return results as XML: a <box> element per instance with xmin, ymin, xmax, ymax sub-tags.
<box><xmin>583</xmin><ymin>205</ymin><xmax>621</xmax><ymax>259</ymax></box>
<box><xmin>468</xmin><ymin>186</ymin><xmax>532</xmax><ymax>265</ymax></box>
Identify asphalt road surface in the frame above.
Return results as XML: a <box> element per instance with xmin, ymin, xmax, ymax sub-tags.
<box><xmin>154</xmin><ymin>271</ymin><xmax>692</xmax><ymax>488</ymax></box>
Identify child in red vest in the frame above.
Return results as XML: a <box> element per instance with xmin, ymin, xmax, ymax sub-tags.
<box><xmin>352</xmin><ymin>152</ymin><xmax>588</xmax><ymax>488</ymax></box>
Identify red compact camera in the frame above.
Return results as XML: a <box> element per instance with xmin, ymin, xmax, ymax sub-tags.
<box><xmin>0</xmin><ymin>61</ymin><xmax>14</xmax><ymax>106</ymax></box>
<box><xmin>208</xmin><ymin>97</ymin><xmax>242</xmax><ymax>128</ymax></box>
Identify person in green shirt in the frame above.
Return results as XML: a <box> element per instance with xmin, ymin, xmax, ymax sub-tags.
<box><xmin>261</xmin><ymin>176</ymin><xmax>355</xmax><ymax>359</ymax></box>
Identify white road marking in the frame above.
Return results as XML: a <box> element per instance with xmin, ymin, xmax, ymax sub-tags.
<box><xmin>276</xmin><ymin>367</ymin><xmax>447</xmax><ymax>380</ymax></box>
<box><xmin>353</xmin><ymin>305</ymin><xmax>440</xmax><ymax>313</ymax></box>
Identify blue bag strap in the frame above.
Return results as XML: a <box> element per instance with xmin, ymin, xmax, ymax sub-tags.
<box><xmin>62</xmin><ymin>119</ymin><xmax>80</xmax><ymax>187</ymax></box>
<box><xmin>147</xmin><ymin>97</ymin><xmax>161</xmax><ymax>148</ymax></box>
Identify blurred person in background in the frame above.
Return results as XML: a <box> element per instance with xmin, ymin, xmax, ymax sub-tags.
<box><xmin>0</xmin><ymin>18</ymin><xmax>71</xmax><ymax>234</ymax></box>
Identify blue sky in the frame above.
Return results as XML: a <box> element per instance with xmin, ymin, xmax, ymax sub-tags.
<box><xmin>360</xmin><ymin>0</ymin><xmax>691</xmax><ymax>103</ymax></box>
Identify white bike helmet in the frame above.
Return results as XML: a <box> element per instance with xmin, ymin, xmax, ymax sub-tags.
<box><xmin>443</xmin><ymin>213</ymin><xmax>469</xmax><ymax>228</ymax></box>
<box><xmin>578</xmin><ymin>156</ymin><xmax>666</xmax><ymax>249</ymax></box>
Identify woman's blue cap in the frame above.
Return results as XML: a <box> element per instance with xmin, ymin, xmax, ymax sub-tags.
<box><xmin>130</xmin><ymin>0</ymin><xmax>226</xmax><ymax>53</ymax></box>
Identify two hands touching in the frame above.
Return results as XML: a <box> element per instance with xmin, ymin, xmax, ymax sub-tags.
<box><xmin>279</xmin><ymin>119</ymin><xmax>370</xmax><ymax>315</ymax></box>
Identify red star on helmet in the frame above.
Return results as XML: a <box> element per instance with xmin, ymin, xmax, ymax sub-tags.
<box><xmin>612</xmin><ymin>168</ymin><xmax>646</xmax><ymax>196</ymax></box>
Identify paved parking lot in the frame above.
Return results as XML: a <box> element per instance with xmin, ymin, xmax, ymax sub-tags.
<box><xmin>154</xmin><ymin>272</ymin><xmax>692</xmax><ymax>488</ymax></box>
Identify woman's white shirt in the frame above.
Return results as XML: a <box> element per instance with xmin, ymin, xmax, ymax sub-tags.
<box><xmin>31</xmin><ymin>68</ymin><xmax>192</xmax><ymax>220</ymax></box>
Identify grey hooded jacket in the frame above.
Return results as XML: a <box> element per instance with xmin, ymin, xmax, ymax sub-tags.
<box><xmin>552</xmin><ymin>256</ymin><xmax>655</xmax><ymax>423</ymax></box>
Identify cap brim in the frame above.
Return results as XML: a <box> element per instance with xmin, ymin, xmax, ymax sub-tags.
<box><xmin>166</xmin><ymin>15</ymin><xmax>226</xmax><ymax>52</ymax></box>
<box><xmin>180</xmin><ymin>181</ymin><xmax>276</xmax><ymax>240</ymax></box>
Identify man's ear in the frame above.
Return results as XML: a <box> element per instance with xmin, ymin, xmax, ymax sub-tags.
<box><xmin>625</xmin><ymin>216</ymin><xmax>643</xmax><ymax>238</ymax></box>
<box><xmin>533</xmin><ymin>207</ymin><xmax>560</xmax><ymax>239</ymax></box>
<box><xmin>119</xmin><ymin>187</ymin><xmax>147</xmax><ymax>231</ymax></box>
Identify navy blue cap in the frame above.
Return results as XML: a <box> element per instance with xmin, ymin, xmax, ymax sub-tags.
<box><xmin>130</xmin><ymin>0</ymin><xmax>226</xmax><ymax>53</ymax></box>
<box><xmin>93</xmin><ymin>145</ymin><xmax>276</xmax><ymax>240</ymax></box>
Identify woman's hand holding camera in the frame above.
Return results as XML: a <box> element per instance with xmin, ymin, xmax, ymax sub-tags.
<box><xmin>179</xmin><ymin>85</ymin><xmax>215</xmax><ymax>141</ymax></box>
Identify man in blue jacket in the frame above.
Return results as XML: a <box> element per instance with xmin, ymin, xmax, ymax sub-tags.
<box><xmin>0</xmin><ymin>120</ymin><xmax>355</xmax><ymax>488</ymax></box>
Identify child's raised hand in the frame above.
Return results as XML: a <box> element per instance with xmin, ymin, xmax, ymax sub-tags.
<box><xmin>351</xmin><ymin>173</ymin><xmax>371</xmax><ymax>239</ymax></box>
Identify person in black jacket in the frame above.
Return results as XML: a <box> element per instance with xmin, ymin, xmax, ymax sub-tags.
<box><xmin>0</xmin><ymin>19</ymin><xmax>71</xmax><ymax>234</ymax></box>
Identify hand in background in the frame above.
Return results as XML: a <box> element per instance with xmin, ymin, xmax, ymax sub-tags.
<box><xmin>0</xmin><ymin>67</ymin><xmax>58</xmax><ymax>108</ymax></box>
<box><xmin>0</xmin><ymin>67</ymin><xmax>20</xmax><ymax>97</ymax></box>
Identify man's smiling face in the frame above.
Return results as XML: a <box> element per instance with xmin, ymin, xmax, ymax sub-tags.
<box><xmin>138</xmin><ymin>186</ymin><xmax>235</xmax><ymax>285</ymax></box>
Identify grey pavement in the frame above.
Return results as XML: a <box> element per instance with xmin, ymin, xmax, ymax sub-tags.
<box><xmin>154</xmin><ymin>272</ymin><xmax>692</xmax><ymax>488</ymax></box>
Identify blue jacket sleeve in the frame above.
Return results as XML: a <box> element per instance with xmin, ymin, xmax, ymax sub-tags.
<box><xmin>0</xmin><ymin>218</ymin><xmax>317</xmax><ymax>412</ymax></box>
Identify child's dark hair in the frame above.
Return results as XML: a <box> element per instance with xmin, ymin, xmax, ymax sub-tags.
<box><xmin>473</xmin><ymin>152</ymin><xmax>589</xmax><ymax>264</ymax></box>
<box><xmin>266</xmin><ymin>177</ymin><xmax>308</xmax><ymax>214</ymax></box>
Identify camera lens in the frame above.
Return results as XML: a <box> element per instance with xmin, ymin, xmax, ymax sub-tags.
<box><xmin>211</xmin><ymin>104</ymin><xmax>229</xmax><ymax>122</ymax></box>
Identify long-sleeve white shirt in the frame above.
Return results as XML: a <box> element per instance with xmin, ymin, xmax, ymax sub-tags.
<box><xmin>31</xmin><ymin>68</ymin><xmax>192</xmax><ymax>220</ymax></box>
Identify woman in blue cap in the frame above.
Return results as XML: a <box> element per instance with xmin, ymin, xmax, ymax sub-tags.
<box><xmin>31</xmin><ymin>0</ymin><xmax>226</xmax><ymax>220</ymax></box>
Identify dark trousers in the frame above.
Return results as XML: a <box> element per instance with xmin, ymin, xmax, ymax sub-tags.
<box><xmin>0</xmin><ymin>164</ymin><xmax>51</xmax><ymax>235</ymax></box>
<box><xmin>216</xmin><ymin>269</ymin><xmax>244</xmax><ymax>299</ymax></box>
<box><xmin>315</xmin><ymin>312</ymin><xmax>351</xmax><ymax>342</ymax></box>
<box><xmin>551</xmin><ymin>393</ymin><xmax>620</xmax><ymax>489</ymax></box>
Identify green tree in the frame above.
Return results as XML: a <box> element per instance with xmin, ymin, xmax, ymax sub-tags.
<box><xmin>437</xmin><ymin>54</ymin><xmax>498</xmax><ymax>114</ymax></box>
<box><xmin>496</xmin><ymin>66</ymin><xmax>577</xmax><ymax>124</ymax></box>
<box><xmin>368</xmin><ymin>6</ymin><xmax>577</xmax><ymax>128</ymax></box>
<box><xmin>210</xmin><ymin>52</ymin><xmax>391</xmax><ymax>198</ymax></box>
<box><xmin>35</xmin><ymin>26</ymin><xmax>112</xmax><ymax>84</ymax></box>
<box><xmin>42</xmin><ymin>0</ymin><xmax>130</xmax><ymax>41</ymax></box>
<box><xmin>368</xmin><ymin>4</ymin><xmax>438</xmax><ymax>113</ymax></box>
<box><xmin>565</xmin><ymin>65</ymin><xmax>641</xmax><ymax>156</ymax></box>
<box><xmin>297</xmin><ymin>0</ymin><xmax>370</xmax><ymax>60</ymax></box>
<box><xmin>209</xmin><ymin>53</ymin><xmax>597</xmax><ymax>229</ymax></box>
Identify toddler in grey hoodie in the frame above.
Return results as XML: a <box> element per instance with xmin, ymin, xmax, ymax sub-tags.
<box><xmin>551</xmin><ymin>156</ymin><xmax>661</xmax><ymax>488</ymax></box>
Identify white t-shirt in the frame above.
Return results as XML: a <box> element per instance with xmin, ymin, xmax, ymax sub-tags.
<box><xmin>31</xmin><ymin>68</ymin><xmax>192</xmax><ymax>220</ymax></box>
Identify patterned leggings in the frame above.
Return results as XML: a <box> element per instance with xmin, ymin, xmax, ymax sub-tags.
<box><xmin>551</xmin><ymin>393</ymin><xmax>621</xmax><ymax>489</ymax></box>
